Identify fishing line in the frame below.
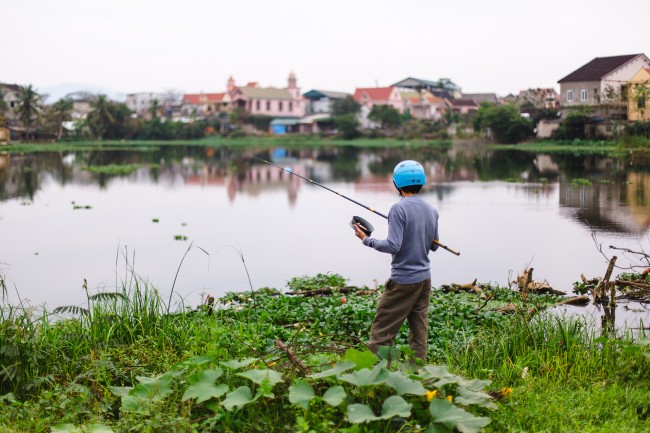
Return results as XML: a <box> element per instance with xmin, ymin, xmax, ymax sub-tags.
<box><xmin>252</xmin><ymin>155</ymin><xmax>460</xmax><ymax>256</ymax></box>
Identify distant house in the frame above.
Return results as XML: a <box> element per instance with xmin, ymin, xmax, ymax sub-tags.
<box><xmin>628</xmin><ymin>67</ymin><xmax>650</xmax><ymax>121</ymax></box>
<box><xmin>558</xmin><ymin>54</ymin><xmax>650</xmax><ymax>111</ymax></box>
<box><xmin>180</xmin><ymin>92</ymin><xmax>229</xmax><ymax>117</ymax></box>
<box><xmin>449</xmin><ymin>98</ymin><xmax>478</xmax><ymax>115</ymax></box>
<box><xmin>353</xmin><ymin>87</ymin><xmax>404</xmax><ymax>113</ymax></box>
<box><xmin>303</xmin><ymin>89</ymin><xmax>349</xmax><ymax>115</ymax></box>
<box><xmin>461</xmin><ymin>93</ymin><xmax>499</xmax><ymax>105</ymax></box>
<box><xmin>1</xmin><ymin>84</ymin><xmax>22</xmax><ymax>126</ymax></box>
<box><xmin>228</xmin><ymin>72</ymin><xmax>305</xmax><ymax>118</ymax></box>
<box><xmin>399</xmin><ymin>90</ymin><xmax>446</xmax><ymax>121</ymax></box>
<box><xmin>392</xmin><ymin>77</ymin><xmax>462</xmax><ymax>99</ymax></box>
<box><xmin>126</xmin><ymin>92</ymin><xmax>167</xmax><ymax>115</ymax></box>
<box><xmin>513</xmin><ymin>88</ymin><xmax>559</xmax><ymax>109</ymax></box>
<box><xmin>63</xmin><ymin>91</ymin><xmax>96</xmax><ymax>120</ymax></box>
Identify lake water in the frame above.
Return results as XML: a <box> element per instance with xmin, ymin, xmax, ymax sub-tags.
<box><xmin>0</xmin><ymin>142</ymin><xmax>648</xmax><ymax>329</ymax></box>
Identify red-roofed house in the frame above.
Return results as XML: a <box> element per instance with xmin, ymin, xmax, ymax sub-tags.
<box><xmin>180</xmin><ymin>92</ymin><xmax>230</xmax><ymax>117</ymax></box>
<box><xmin>353</xmin><ymin>87</ymin><xmax>404</xmax><ymax>113</ymax></box>
<box><xmin>228</xmin><ymin>72</ymin><xmax>306</xmax><ymax>118</ymax></box>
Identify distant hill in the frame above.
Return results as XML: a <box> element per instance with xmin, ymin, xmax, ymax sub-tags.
<box><xmin>39</xmin><ymin>82</ymin><xmax>126</xmax><ymax>103</ymax></box>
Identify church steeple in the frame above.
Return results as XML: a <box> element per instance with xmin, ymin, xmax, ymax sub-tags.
<box><xmin>227</xmin><ymin>76</ymin><xmax>236</xmax><ymax>92</ymax></box>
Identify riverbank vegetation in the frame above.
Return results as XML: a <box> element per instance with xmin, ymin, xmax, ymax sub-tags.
<box><xmin>1</xmin><ymin>270</ymin><xmax>649</xmax><ymax>432</ymax></box>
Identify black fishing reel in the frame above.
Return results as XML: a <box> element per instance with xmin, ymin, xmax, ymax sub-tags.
<box><xmin>350</xmin><ymin>216</ymin><xmax>374</xmax><ymax>236</ymax></box>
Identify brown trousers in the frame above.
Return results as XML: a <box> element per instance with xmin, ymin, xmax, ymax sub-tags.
<box><xmin>368</xmin><ymin>278</ymin><xmax>431</xmax><ymax>360</ymax></box>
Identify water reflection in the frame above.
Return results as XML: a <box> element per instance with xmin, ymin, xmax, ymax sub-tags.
<box><xmin>1</xmin><ymin>143</ymin><xmax>649</xmax><ymax>318</ymax></box>
<box><xmin>1</xmin><ymin>145</ymin><xmax>649</xmax><ymax>236</ymax></box>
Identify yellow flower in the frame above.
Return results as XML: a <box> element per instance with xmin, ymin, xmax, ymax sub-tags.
<box><xmin>446</xmin><ymin>395</ymin><xmax>453</xmax><ymax>403</ymax></box>
<box><xmin>267</xmin><ymin>362</ymin><xmax>277</xmax><ymax>367</ymax></box>
<box><xmin>425</xmin><ymin>390</ymin><xmax>437</xmax><ymax>401</ymax></box>
<box><xmin>367</xmin><ymin>390</ymin><xmax>375</xmax><ymax>398</ymax></box>
<box><xmin>501</xmin><ymin>387</ymin><xmax>513</xmax><ymax>398</ymax></box>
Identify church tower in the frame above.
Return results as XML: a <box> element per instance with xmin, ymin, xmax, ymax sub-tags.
<box><xmin>287</xmin><ymin>71</ymin><xmax>300</xmax><ymax>99</ymax></box>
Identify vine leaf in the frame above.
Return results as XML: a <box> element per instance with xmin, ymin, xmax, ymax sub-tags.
<box><xmin>238</xmin><ymin>369</ymin><xmax>283</xmax><ymax>387</ymax></box>
<box><xmin>288</xmin><ymin>379</ymin><xmax>315</xmax><ymax>410</ymax></box>
<box><xmin>222</xmin><ymin>386</ymin><xmax>254</xmax><ymax>411</ymax></box>
<box><xmin>339</xmin><ymin>365</ymin><xmax>388</xmax><ymax>387</ymax></box>
<box><xmin>308</xmin><ymin>361</ymin><xmax>356</xmax><ymax>379</ymax></box>
<box><xmin>385</xmin><ymin>370</ymin><xmax>426</xmax><ymax>396</ymax></box>
<box><xmin>429</xmin><ymin>399</ymin><xmax>491</xmax><ymax>433</ymax></box>
<box><xmin>342</xmin><ymin>348</ymin><xmax>377</xmax><ymax>370</ymax></box>
<box><xmin>322</xmin><ymin>385</ymin><xmax>346</xmax><ymax>407</ymax></box>
<box><xmin>182</xmin><ymin>369</ymin><xmax>228</xmax><ymax>404</ymax></box>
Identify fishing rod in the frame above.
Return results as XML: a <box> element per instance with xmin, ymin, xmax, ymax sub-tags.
<box><xmin>252</xmin><ymin>156</ymin><xmax>460</xmax><ymax>256</ymax></box>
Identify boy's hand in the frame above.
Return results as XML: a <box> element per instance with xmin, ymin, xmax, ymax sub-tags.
<box><xmin>353</xmin><ymin>223</ymin><xmax>367</xmax><ymax>240</ymax></box>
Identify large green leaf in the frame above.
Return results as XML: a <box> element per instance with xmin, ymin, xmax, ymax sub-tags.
<box><xmin>339</xmin><ymin>365</ymin><xmax>388</xmax><ymax>387</ymax></box>
<box><xmin>120</xmin><ymin>395</ymin><xmax>149</xmax><ymax>414</ymax></box>
<box><xmin>385</xmin><ymin>371</ymin><xmax>426</xmax><ymax>396</ymax></box>
<box><xmin>182</xmin><ymin>369</ymin><xmax>228</xmax><ymax>404</ymax></box>
<box><xmin>343</xmin><ymin>348</ymin><xmax>378</xmax><ymax>370</ymax></box>
<box><xmin>108</xmin><ymin>386</ymin><xmax>133</xmax><ymax>398</ymax></box>
<box><xmin>429</xmin><ymin>399</ymin><xmax>491</xmax><ymax>433</ymax></box>
<box><xmin>222</xmin><ymin>386</ymin><xmax>254</xmax><ymax>411</ymax></box>
<box><xmin>308</xmin><ymin>361</ymin><xmax>356</xmax><ymax>379</ymax></box>
<box><xmin>346</xmin><ymin>403</ymin><xmax>379</xmax><ymax>423</ymax></box>
<box><xmin>418</xmin><ymin>365</ymin><xmax>453</xmax><ymax>380</ymax></box>
<box><xmin>455</xmin><ymin>386</ymin><xmax>497</xmax><ymax>410</ymax></box>
<box><xmin>131</xmin><ymin>373</ymin><xmax>174</xmax><ymax>400</ymax></box>
<box><xmin>238</xmin><ymin>369</ymin><xmax>284</xmax><ymax>387</ymax></box>
<box><xmin>50</xmin><ymin>425</ymin><xmax>82</xmax><ymax>433</ymax></box>
<box><xmin>288</xmin><ymin>379</ymin><xmax>315</xmax><ymax>410</ymax></box>
<box><xmin>220</xmin><ymin>358</ymin><xmax>257</xmax><ymax>370</ymax></box>
<box><xmin>458</xmin><ymin>378</ymin><xmax>492</xmax><ymax>392</ymax></box>
<box><xmin>380</xmin><ymin>395</ymin><xmax>412</xmax><ymax>419</ymax></box>
<box><xmin>322</xmin><ymin>385</ymin><xmax>346</xmax><ymax>407</ymax></box>
<box><xmin>179</xmin><ymin>354</ymin><xmax>216</xmax><ymax>367</ymax></box>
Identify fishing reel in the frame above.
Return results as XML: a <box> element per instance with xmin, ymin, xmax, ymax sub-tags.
<box><xmin>350</xmin><ymin>216</ymin><xmax>374</xmax><ymax>237</ymax></box>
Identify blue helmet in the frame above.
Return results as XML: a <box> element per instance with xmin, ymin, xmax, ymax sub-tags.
<box><xmin>393</xmin><ymin>160</ymin><xmax>426</xmax><ymax>189</ymax></box>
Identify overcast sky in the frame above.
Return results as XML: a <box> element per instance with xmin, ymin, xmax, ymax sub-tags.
<box><xmin>2</xmin><ymin>0</ymin><xmax>649</xmax><ymax>99</ymax></box>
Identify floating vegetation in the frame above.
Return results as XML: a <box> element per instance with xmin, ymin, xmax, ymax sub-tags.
<box><xmin>152</xmin><ymin>218</ymin><xmax>160</xmax><ymax>223</ymax></box>
<box><xmin>174</xmin><ymin>235</ymin><xmax>188</xmax><ymax>241</ymax></box>
<box><xmin>71</xmin><ymin>201</ymin><xmax>92</xmax><ymax>210</ymax></box>
<box><xmin>599</xmin><ymin>179</ymin><xmax>613</xmax><ymax>184</ymax></box>
<box><xmin>505</xmin><ymin>178</ymin><xmax>525</xmax><ymax>183</ymax></box>
<box><xmin>571</xmin><ymin>178</ymin><xmax>592</xmax><ymax>186</ymax></box>
<box><xmin>85</xmin><ymin>163</ymin><xmax>160</xmax><ymax>176</ymax></box>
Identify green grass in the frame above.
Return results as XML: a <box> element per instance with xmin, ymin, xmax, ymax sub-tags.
<box><xmin>2</xmin><ymin>135</ymin><xmax>452</xmax><ymax>153</ymax></box>
<box><xmin>492</xmin><ymin>140</ymin><xmax>616</xmax><ymax>155</ymax></box>
<box><xmin>1</xmin><ymin>272</ymin><xmax>649</xmax><ymax>432</ymax></box>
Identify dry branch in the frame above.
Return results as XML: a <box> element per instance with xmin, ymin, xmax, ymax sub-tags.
<box><xmin>515</xmin><ymin>268</ymin><xmax>565</xmax><ymax>295</ymax></box>
<box><xmin>274</xmin><ymin>340</ymin><xmax>311</xmax><ymax>375</ymax></box>
<box><xmin>554</xmin><ymin>295</ymin><xmax>591</xmax><ymax>306</ymax></box>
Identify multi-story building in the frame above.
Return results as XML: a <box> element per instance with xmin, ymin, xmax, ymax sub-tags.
<box><xmin>558</xmin><ymin>54</ymin><xmax>650</xmax><ymax>113</ymax></box>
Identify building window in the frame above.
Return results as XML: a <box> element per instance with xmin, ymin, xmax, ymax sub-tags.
<box><xmin>256</xmin><ymin>100</ymin><xmax>260</xmax><ymax>111</ymax></box>
<box><xmin>639</xmin><ymin>97</ymin><xmax>646</xmax><ymax>109</ymax></box>
<box><xmin>289</xmin><ymin>102</ymin><xmax>293</xmax><ymax>112</ymax></box>
<box><xmin>567</xmin><ymin>90</ymin><xmax>573</xmax><ymax>102</ymax></box>
<box><xmin>266</xmin><ymin>101</ymin><xmax>270</xmax><ymax>110</ymax></box>
<box><xmin>278</xmin><ymin>101</ymin><xmax>283</xmax><ymax>112</ymax></box>
<box><xmin>580</xmin><ymin>89</ymin><xmax>587</xmax><ymax>101</ymax></box>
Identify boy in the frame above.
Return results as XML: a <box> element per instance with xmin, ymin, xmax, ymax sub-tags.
<box><xmin>353</xmin><ymin>160</ymin><xmax>439</xmax><ymax>360</ymax></box>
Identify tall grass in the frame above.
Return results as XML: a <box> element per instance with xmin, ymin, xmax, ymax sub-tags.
<box><xmin>446</xmin><ymin>312</ymin><xmax>648</xmax><ymax>385</ymax></box>
<box><xmin>0</xmin><ymin>268</ymin><xmax>196</xmax><ymax>397</ymax></box>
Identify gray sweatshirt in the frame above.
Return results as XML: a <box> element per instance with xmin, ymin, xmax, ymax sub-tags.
<box><xmin>362</xmin><ymin>195</ymin><xmax>439</xmax><ymax>284</ymax></box>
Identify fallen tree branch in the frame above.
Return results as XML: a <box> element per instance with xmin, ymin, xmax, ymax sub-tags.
<box><xmin>554</xmin><ymin>295</ymin><xmax>591</xmax><ymax>306</ymax></box>
<box><xmin>275</xmin><ymin>340</ymin><xmax>311</xmax><ymax>375</ymax></box>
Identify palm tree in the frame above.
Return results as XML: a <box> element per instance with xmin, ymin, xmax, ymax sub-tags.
<box><xmin>16</xmin><ymin>85</ymin><xmax>42</xmax><ymax>141</ymax></box>
<box><xmin>0</xmin><ymin>84</ymin><xmax>8</xmax><ymax>127</ymax></box>
<box><xmin>51</xmin><ymin>98</ymin><xmax>73</xmax><ymax>141</ymax></box>
<box><xmin>88</xmin><ymin>94</ymin><xmax>114</xmax><ymax>139</ymax></box>
<box><xmin>148</xmin><ymin>98</ymin><xmax>160</xmax><ymax>120</ymax></box>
